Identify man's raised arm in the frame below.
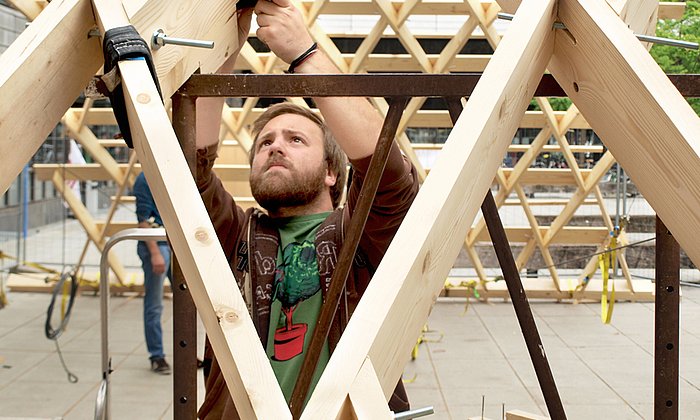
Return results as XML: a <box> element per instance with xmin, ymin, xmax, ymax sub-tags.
<box><xmin>254</xmin><ymin>0</ymin><xmax>384</xmax><ymax>160</ymax></box>
<box><xmin>196</xmin><ymin>8</ymin><xmax>254</xmax><ymax>150</ymax></box>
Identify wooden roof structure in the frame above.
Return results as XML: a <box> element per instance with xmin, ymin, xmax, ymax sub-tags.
<box><xmin>1</xmin><ymin>0</ymin><xmax>698</xmax><ymax>417</ymax></box>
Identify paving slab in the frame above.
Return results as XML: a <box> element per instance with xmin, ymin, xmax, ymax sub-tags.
<box><xmin>2</xmin><ymin>287</ymin><xmax>700</xmax><ymax>419</ymax></box>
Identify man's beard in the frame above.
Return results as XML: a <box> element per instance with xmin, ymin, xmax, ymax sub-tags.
<box><xmin>250</xmin><ymin>156</ymin><xmax>327</xmax><ymax>212</ymax></box>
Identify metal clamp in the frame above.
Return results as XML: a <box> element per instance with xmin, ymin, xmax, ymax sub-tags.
<box><xmin>151</xmin><ymin>29</ymin><xmax>215</xmax><ymax>50</ymax></box>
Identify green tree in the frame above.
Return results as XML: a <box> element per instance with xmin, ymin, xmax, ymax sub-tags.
<box><xmin>651</xmin><ymin>0</ymin><xmax>700</xmax><ymax>114</ymax></box>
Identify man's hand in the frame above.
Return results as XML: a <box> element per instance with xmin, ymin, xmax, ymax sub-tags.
<box><xmin>151</xmin><ymin>252</ymin><xmax>166</xmax><ymax>275</ymax></box>
<box><xmin>255</xmin><ymin>0</ymin><xmax>314</xmax><ymax>64</ymax></box>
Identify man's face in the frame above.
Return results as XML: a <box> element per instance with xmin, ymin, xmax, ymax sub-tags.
<box><xmin>250</xmin><ymin>113</ymin><xmax>334</xmax><ymax>212</ymax></box>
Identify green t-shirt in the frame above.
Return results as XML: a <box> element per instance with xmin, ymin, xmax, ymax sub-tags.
<box><xmin>265</xmin><ymin>212</ymin><xmax>332</xmax><ymax>407</ymax></box>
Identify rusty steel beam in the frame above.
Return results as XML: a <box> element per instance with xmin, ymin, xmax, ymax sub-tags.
<box><xmin>172</xmin><ymin>93</ymin><xmax>199</xmax><ymax>420</ymax></box>
<box><xmin>446</xmin><ymin>97</ymin><xmax>566</xmax><ymax>420</ymax></box>
<box><xmin>655</xmin><ymin>216</ymin><xmax>680</xmax><ymax>420</ymax></box>
<box><xmin>176</xmin><ymin>73</ymin><xmax>700</xmax><ymax>98</ymax></box>
<box><xmin>289</xmin><ymin>97</ymin><xmax>410</xmax><ymax>417</ymax></box>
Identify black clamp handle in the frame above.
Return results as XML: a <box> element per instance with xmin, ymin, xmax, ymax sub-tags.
<box><xmin>101</xmin><ymin>25</ymin><xmax>163</xmax><ymax>148</ymax></box>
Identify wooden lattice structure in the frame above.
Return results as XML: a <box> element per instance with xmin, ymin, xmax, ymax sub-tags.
<box><xmin>1</xmin><ymin>0</ymin><xmax>699</xmax><ymax>417</ymax></box>
<box><xmin>5</xmin><ymin>0</ymin><xmax>689</xmax><ymax>301</ymax></box>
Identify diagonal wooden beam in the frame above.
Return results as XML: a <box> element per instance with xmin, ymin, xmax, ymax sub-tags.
<box><xmin>0</xmin><ymin>0</ymin><xmax>101</xmax><ymax>195</ymax></box>
<box><xmin>91</xmin><ymin>1</ymin><xmax>290</xmax><ymax>417</ymax></box>
<box><xmin>550</xmin><ymin>0</ymin><xmax>700</xmax><ymax>267</ymax></box>
<box><xmin>301</xmin><ymin>0</ymin><xmax>556</xmax><ymax>416</ymax></box>
<box><xmin>0</xmin><ymin>0</ymin><xmax>241</xmax><ymax>196</ymax></box>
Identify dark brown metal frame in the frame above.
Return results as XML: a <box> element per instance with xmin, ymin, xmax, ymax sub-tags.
<box><xmin>169</xmin><ymin>73</ymin><xmax>698</xmax><ymax>420</ymax></box>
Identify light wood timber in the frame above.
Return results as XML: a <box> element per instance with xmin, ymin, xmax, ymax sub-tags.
<box><xmin>6</xmin><ymin>0</ymin><xmax>46</xmax><ymax>20</ymax></box>
<box><xmin>413</xmin><ymin>143</ymin><xmax>603</xmax><ymax>154</ymax></box>
<box><xmin>505</xmin><ymin>409</ymin><xmax>550</xmax><ymax>420</ymax></box>
<box><xmin>0</xmin><ymin>0</ymin><xmax>102</xmax><ymax>195</ymax></box>
<box><xmin>502</xmin><ymin>198</ymin><xmax>598</xmax><ymax>206</ymax></box>
<box><xmin>514</xmin><ymin>184</ymin><xmax>561</xmax><ymax>290</ymax></box>
<box><xmin>1</xmin><ymin>0</ymin><xmax>244</xmax><ymax>196</ymax></box>
<box><xmin>62</xmin><ymin>112</ymin><xmax>126</xmax><ymax>186</ymax></box>
<box><xmin>608</xmin><ymin>0</ymin><xmax>659</xmax><ymax>50</ymax></box>
<box><xmin>301</xmin><ymin>1</ymin><xmax>556</xmax><ymax>416</ymax></box>
<box><xmin>658</xmin><ymin>2</ymin><xmax>686</xmax><ymax>20</ymax></box>
<box><xmin>235</xmin><ymin>53</ymin><xmax>494</xmax><ymax>72</ymax></box>
<box><xmin>502</xmin><ymin>168</ymin><xmax>593</xmax><ymax>185</ymax></box>
<box><xmin>345</xmin><ymin>358</ymin><xmax>393</xmax><ymax>420</ymax></box>
<box><xmin>497</xmin><ymin>0</ymin><xmax>682</xmax><ymax>18</ymax></box>
<box><xmin>33</xmin><ymin>163</ymin><xmax>249</xmax><ymax>182</ymax></box>
<box><xmin>473</xmin><ymin>226</ymin><xmax>609</xmax><ymax>245</ymax></box>
<box><xmin>72</xmin><ymin>106</ymin><xmax>595</xmax><ymax>130</ymax></box>
<box><xmin>52</xmin><ymin>171</ymin><xmax>128</xmax><ymax>284</ymax></box>
<box><xmin>276</xmin><ymin>0</ymin><xmax>683</xmax><ymax>20</ymax></box>
<box><xmin>114</xmin><ymin>58</ymin><xmax>290</xmax><ymax>417</ymax></box>
<box><xmin>442</xmin><ymin>277</ymin><xmax>654</xmax><ymax>301</ymax></box>
<box><xmin>550</xmin><ymin>0</ymin><xmax>700</xmax><ymax>267</ymax></box>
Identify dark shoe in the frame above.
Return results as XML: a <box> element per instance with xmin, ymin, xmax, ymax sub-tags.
<box><xmin>151</xmin><ymin>358</ymin><xmax>171</xmax><ymax>375</ymax></box>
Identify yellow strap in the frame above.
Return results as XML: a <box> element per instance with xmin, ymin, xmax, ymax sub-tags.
<box><xmin>600</xmin><ymin>247</ymin><xmax>615</xmax><ymax>324</ymax></box>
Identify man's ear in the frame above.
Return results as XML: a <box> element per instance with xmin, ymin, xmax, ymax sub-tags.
<box><xmin>325</xmin><ymin>168</ymin><xmax>337</xmax><ymax>188</ymax></box>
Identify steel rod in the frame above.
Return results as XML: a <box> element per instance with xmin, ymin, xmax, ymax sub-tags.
<box><xmin>446</xmin><ymin>98</ymin><xmax>567</xmax><ymax>420</ymax></box>
<box><xmin>394</xmin><ymin>405</ymin><xmax>435</xmax><ymax>420</ymax></box>
<box><xmin>498</xmin><ymin>13</ymin><xmax>698</xmax><ymax>50</ymax></box>
<box><xmin>655</xmin><ymin>216</ymin><xmax>680</xmax><ymax>420</ymax></box>
<box><xmin>172</xmin><ymin>93</ymin><xmax>199</xmax><ymax>420</ymax></box>
<box><xmin>288</xmin><ymin>97</ymin><xmax>410</xmax><ymax>418</ymax></box>
<box><xmin>96</xmin><ymin>228</ymin><xmax>166</xmax><ymax>420</ymax></box>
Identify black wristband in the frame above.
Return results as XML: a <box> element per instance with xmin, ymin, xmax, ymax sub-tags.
<box><xmin>287</xmin><ymin>43</ymin><xmax>318</xmax><ymax>74</ymax></box>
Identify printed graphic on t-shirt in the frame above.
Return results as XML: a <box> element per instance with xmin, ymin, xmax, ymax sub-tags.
<box><xmin>271</xmin><ymin>241</ymin><xmax>320</xmax><ymax>361</ymax></box>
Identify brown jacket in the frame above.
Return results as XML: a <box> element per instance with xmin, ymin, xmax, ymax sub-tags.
<box><xmin>196</xmin><ymin>142</ymin><xmax>419</xmax><ymax>419</ymax></box>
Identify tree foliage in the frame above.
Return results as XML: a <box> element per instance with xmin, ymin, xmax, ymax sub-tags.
<box><xmin>529</xmin><ymin>3</ymin><xmax>699</xmax><ymax>114</ymax></box>
<box><xmin>650</xmin><ymin>1</ymin><xmax>700</xmax><ymax>114</ymax></box>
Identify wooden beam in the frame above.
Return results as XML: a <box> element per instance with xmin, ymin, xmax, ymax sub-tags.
<box><xmin>502</xmin><ymin>168</ymin><xmax>594</xmax><ymax>185</ymax></box>
<box><xmin>443</xmin><ymin>278</ymin><xmax>655</xmax><ymax>301</ymax></box>
<box><xmin>346</xmin><ymin>358</ymin><xmax>393</xmax><ymax>420</ymax></box>
<box><xmin>471</xmin><ymin>226</ymin><xmax>610</xmax><ymax>244</ymax></box>
<box><xmin>549</xmin><ymin>0</ymin><xmax>700</xmax><ymax>267</ymax></box>
<box><xmin>115</xmin><ymin>58</ymin><xmax>290</xmax><ymax>418</ymax></box>
<box><xmin>0</xmin><ymin>0</ymin><xmax>101</xmax><ymax>195</ymax></box>
<box><xmin>502</xmin><ymin>198</ymin><xmax>598</xmax><ymax>206</ymax></box>
<box><xmin>0</xmin><ymin>0</ymin><xmax>242</xmax><ymax>196</ymax></box>
<box><xmin>33</xmin><ymin>163</ymin><xmax>249</xmax><ymax>182</ymax></box>
<box><xmin>658</xmin><ymin>2</ymin><xmax>686</xmax><ymax>20</ymax></box>
<box><xmin>301</xmin><ymin>0</ymin><xmax>556</xmax><ymax>416</ymax></box>
<box><xmin>52</xmin><ymin>171</ymin><xmax>128</xmax><ymax>284</ymax></box>
<box><xmin>6</xmin><ymin>0</ymin><xmax>47</xmax><ymax>20</ymax></box>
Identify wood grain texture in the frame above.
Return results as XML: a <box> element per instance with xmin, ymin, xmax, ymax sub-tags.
<box><xmin>119</xmin><ymin>59</ymin><xmax>291</xmax><ymax>419</ymax></box>
<box><xmin>0</xmin><ymin>0</ymin><xmax>101</xmax><ymax>195</ymax></box>
<box><xmin>301</xmin><ymin>0</ymin><xmax>556</xmax><ymax>417</ymax></box>
<box><xmin>550</xmin><ymin>0</ymin><xmax>700</xmax><ymax>267</ymax></box>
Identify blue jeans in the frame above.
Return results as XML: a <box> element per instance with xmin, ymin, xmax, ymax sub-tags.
<box><xmin>137</xmin><ymin>241</ymin><xmax>171</xmax><ymax>360</ymax></box>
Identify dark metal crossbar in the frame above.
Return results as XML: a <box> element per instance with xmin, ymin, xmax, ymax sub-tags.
<box><xmin>170</xmin><ymin>72</ymin><xmax>693</xmax><ymax>420</ymax></box>
<box><xmin>177</xmin><ymin>73</ymin><xmax>700</xmax><ymax>98</ymax></box>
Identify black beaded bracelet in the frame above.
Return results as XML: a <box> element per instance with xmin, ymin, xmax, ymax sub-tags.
<box><xmin>287</xmin><ymin>42</ymin><xmax>318</xmax><ymax>74</ymax></box>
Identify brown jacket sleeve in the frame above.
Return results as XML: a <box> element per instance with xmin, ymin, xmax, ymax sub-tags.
<box><xmin>196</xmin><ymin>144</ymin><xmax>247</xmax><ymax>259</ymax></box>
<box><xmin>346</xmin><ymin>141</ymin><xmax>419</xmax><ymax>271</ymax></box>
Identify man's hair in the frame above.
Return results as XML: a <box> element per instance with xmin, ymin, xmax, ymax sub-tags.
<box><xmin>250</xmin><ymin>102</ymin><xmax>348</xmax><ymax>208</ymax></box>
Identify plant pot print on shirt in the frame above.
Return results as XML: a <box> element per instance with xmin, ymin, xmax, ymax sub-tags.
<box><xmin>272</xmin><ymin>241</ymin><xmax>320</xmax><ymax>361</ymax></box>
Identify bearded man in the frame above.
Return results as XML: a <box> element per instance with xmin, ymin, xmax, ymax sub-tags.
<box><xmin>195</xmin><ymin>0</ymin><xmax>419</xmax><ymax>417</ymax></box>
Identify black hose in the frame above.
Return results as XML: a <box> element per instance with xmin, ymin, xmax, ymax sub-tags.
<box><xmin>45</xmin><ymin>271</ymin><xmax>78</xmax><ymax>340</ymax></box>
